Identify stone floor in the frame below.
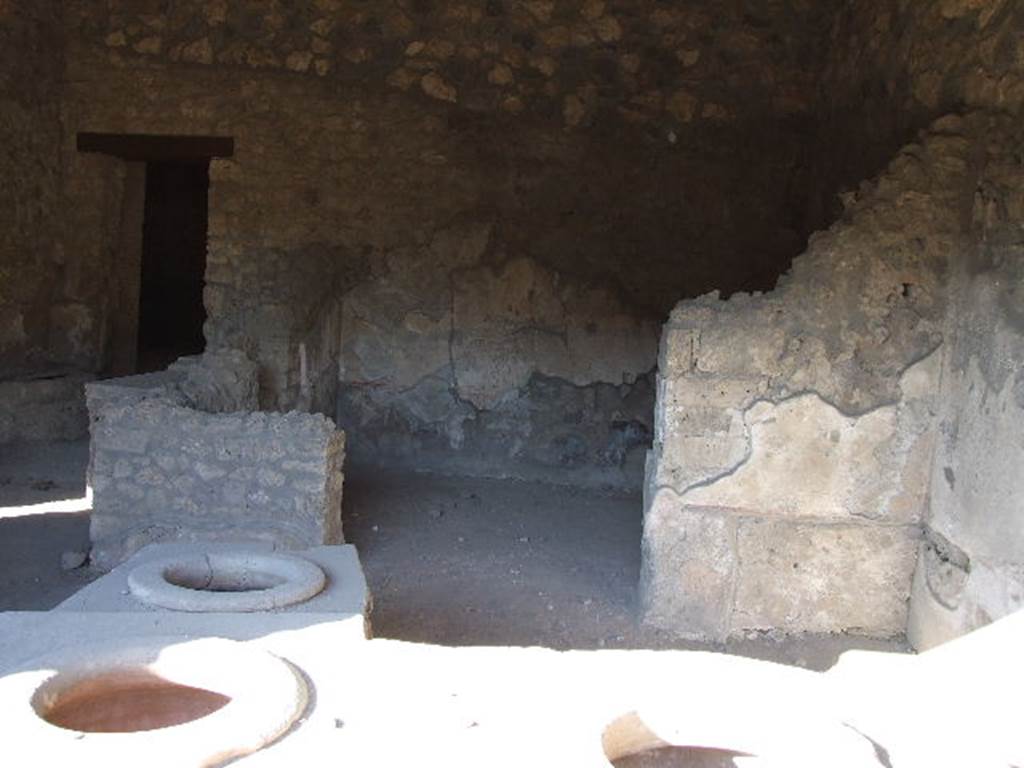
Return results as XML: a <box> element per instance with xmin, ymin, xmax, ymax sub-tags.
<box><xmin>0</xmin><ymin>439</ymin><xmax>908</xmax><ymax>668</ymax></box>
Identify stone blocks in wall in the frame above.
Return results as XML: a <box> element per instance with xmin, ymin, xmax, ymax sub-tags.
<box><xmin>642</xmin><ymin>337</ymin><xmax>935</xmax><ymax>640</ymax></box>
<box><xmin>733</xmin><ymin>519</ymin><xmax>918</xmax><ymax>634</ymax></box>
<box><xmin>641</xmin><ymin>495</ymin><xmax>921</xmax><ymax>640</ymax></box>
<box><xmin>86</xmin><ymin>353</ymin><xmax>345</xmax><ymax>569</ymax></box>
<box><xmin>640</xmin><ymin>497</ymin><xmax>737</xmax><ymax>640</ymax></box>
<box><xmin>167</xmin><ymin>350</ymin><xmax>259</xmax><ymax>413</ymax></box>
<box><xmin>648</xmin><ymin>364</ymin><xmax>930</xmax><ymax>635</ymax></box>
<box><xmin>638</xmin><ymin>118</ymin><xmax>969</xmax><ymax>639</ymax></box>
<box><xmin>0</xmin><ymin>373</ymin><xmax>93</xmax><ymax>445</ymax></box>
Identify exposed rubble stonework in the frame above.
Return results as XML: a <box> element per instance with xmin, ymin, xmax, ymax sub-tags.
<box><xmin>0</xmin><ymin>1</ymin><xmax>65</xmax><ymax>375</ymax></box>
<box><xmin>50</xmin><ymin>0</ymin><xmax>842</xmax><ymax>486</ymax></box>
<box><xmin>0</xmin><ymin>1</ymin><xmax>91</xmax><ymax>456</ymax></box>
<box><xmin>642</xmin><ymin>112</ymin><xmax>1024</xmax><ymax>642</ymax></box>
<box><xmin>809</xmin><ymin>0</ymin><xmax>1024</xmax><ymax>233</ymax></box>
<box><xmin>2</xmin><ymin>0</ymin><xmax>1023</xmax><ymax>648</ymax></box>
<box><xmin>0</xmin><ymin>373</ymin><xmax>93</xmax><ymax>446</ymax></box>
<box><xmin>87</xmin><ymin>352</ymin><xmax>345</xmax><ymax>568</ymax></box>
<box><xmin>642</xmin><ymin>114</ymin><xmax>966</xmax><ymax>640</ymax></box>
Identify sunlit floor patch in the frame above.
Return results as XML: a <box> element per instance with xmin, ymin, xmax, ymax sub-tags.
<box><xmin>0</xmin><ymin>490</ymin><xmax>92</xmax><ymax>519</ymax></box>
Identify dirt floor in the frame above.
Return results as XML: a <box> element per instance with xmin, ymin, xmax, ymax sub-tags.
<box><xmin>342</xmin><ymin>468</ymin><xmax>907</xmax><ymax>667</ymax></box>
<box><xmin>0</xmin><ymin>439</ymin><xmax>94</xmax><ymax>610</ymax></box>
<box><xmin>0</xmin><ymin>440</ymin><xmax>907</xmax><ymax>669</ymax></box>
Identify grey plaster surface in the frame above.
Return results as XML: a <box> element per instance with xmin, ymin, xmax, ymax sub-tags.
<box><xmin>55</xmin><ymin>542</ymin><xmax>370</xmax><ymax>619</ymax></box>
<box><xmin>0</xmin><ymin>612</ymin><xmax>367</xmax><ymax>675</ymax></box>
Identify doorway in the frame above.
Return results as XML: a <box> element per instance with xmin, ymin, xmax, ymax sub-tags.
<box><xmin>136</xmin><ymin>160</ymin><xmax>209</xmax><ymax>373</ymax></box>
<box><xmin>76</xmin><ymin>133</ymin><xmax>234</xmax><ymax>375</ymax></box>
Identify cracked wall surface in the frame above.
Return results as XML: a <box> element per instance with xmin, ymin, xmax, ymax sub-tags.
<box><xmin>641</xmin><ymin>114</ymin><xmax>971</xmax><ymax>640</ymax></box>
<box><xmin>336</xmin><ymin>222</ymin><xmax>658</xmax><ymax>484</ymax></box>
<box><xmin>645</xmin><ymin>110</ymin><xmax>1024</xmax><ymax>643</ymax></box>
<box><xmin>908</xmin><ymin>114</ymin><xmax>1024</xmax><ymax>649</ymax></box>
<box><xmin>41</xmin><ymin>0</ymin><xmax>840</xmax><ymax>486</ymax></box>
<box><xmin>634</xmin><ymin>0</ymin><xmax>1024</xmax><ymax>637</ymax></box>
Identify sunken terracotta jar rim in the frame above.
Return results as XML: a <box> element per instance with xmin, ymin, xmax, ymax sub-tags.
<box><xmin>0</xmin><ymin>636</ymin><xmax>308</xmax><ymax>768</ymax></box>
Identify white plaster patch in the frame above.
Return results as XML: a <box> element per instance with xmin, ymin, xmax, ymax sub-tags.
<box><xmin>684</xmin><ymin>394</ymin><xmax>898</xmax><ymax>520</ymax></box>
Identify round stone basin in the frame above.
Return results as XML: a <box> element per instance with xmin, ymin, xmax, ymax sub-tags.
<box><xmin>611</xmin><ymin>745</ymin><xmax>749</xmax><ymax>767</ymax></box>
<box><xmin>598</xmin><ymin>654</ymin><xmax>890</xmax><ymax>768</ymax></box>
<box><xmin>42</xmin><ymin>669</ymin><xmax>231</xmax><ymax>733</ymax></box>
<box><xmin>128</xmin><ymin>551</ymin><xmax>326</xmax><ymax>612</ymax></box>
<box><xmin>1</xmin><ymin>638</ymin><xmax>308</xmax><ymax>767</ymax></box>
<box><xmin>601</xmin><ymin>707</ymin><xmax>887</xmax><ymax>767</ymax></box>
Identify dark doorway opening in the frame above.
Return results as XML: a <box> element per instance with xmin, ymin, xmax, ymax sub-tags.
<box><xmin>77</xmin><ymin>133</ymin><xmax>232</xmax><ymax>375</ymax></box>
<box><xmin>136</xmin><ymin>160</ymin><xmax>210</xmax><ymax>373</ymax></box>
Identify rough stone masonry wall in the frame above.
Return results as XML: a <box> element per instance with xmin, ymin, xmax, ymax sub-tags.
<box><xmin>0</xmin><ymin>374</ymin><xmax>93</xmax><ymax>446</ymax></box>
<box><xmin>807</xmin><ymin>0</ymin><xmax>1024</xmax><ymax>233</ymax></box>
<box><xmin>56</xmin><ymin>0</ymin><xmax>837</xmax><ymax>487</ymax></box>
<box><xmin>908</xmin><ymin>113</ymin><xmax>1024</xmax><ymax>649</ymax></box>
<box><xmin>0</xmin><ymin>1</ymin><xmax>64</xmax><ymax>376</ymax></box>
<box><xmin>641</xmin><ymin>114</ymin><xmax>975</xmax><ymax>640</ymax></box>
<box><xmin>0</xmin><ymin>2</ymin><xmax>95</xmax><ymax>445</ymax></box>
<box><xmin>87</xmin><ymin>353</ymin><xmax>345</xmax><ymax>569</ymax></box>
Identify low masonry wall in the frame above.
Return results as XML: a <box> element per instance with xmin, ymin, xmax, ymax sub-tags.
<box><xmin>640</xmin><ymin>115</ymin><xmax>977</xmax><ymax>641</ymax></box>
<box><xmin>86</xmin><ymin>352</ymin><xmax>345</xmax><ymax>568</ymax></box>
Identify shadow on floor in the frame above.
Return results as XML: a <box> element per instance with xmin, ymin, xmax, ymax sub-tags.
<box><xmin>0</xmin><ymin>512</ymin><xmax>95</xmax><ymax>610</ymax></box>
<box><xmin>0</xmin><ymin>438</ymin><xmax>89</xmax><ymax>506</ymax></box>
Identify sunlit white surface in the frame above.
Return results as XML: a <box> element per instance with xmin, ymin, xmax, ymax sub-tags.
<box><xmin>0</xmin><ymin>488</ymin><xmax>92</xmax><ymax>519</ymax></box>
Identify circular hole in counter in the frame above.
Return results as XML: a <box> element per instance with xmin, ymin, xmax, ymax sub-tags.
<box><xmin>163</xmin><ymin>562</ymin><xmax>285</xmax><ymax>593</ymax></box>
<box><xmin>612</xmin><ymin>745</ymin><xmax>750</xmax><ymax>768</ymax></box>
<box><xmin>128</xmin><ymin>552</ymin><xmax>326</xmax><ymax>612</ymax></box>
<box><xmin>36</xmin><ymin>669</ymin><xmax>231</xmax><ymax>733</ymax></box>
<box><xmin>603</xmin><ymin>713</ymin><xmax>753</xmax><ymax>768</ymax></box>
<box><xmin>6</xmin><ymin>638</ymin><xmax>310</xmax><ymax>766</ymax></box>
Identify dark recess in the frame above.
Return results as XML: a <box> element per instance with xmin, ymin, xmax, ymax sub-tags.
<box><xmin>136</xmin><ymin>161</ymin><xmax>210</xmax><ymax>373</ymax></box>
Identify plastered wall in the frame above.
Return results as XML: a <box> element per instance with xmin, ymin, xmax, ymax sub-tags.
<box><xmin>45</xmin><ymin>0</ymin><xmax>839</xmax><ymax>485</ymax></box>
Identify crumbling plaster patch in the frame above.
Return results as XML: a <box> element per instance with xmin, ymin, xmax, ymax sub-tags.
<box><xmin>43</xmin><ymin>0</ymin><xmax>844</xmax><ymax>486</ymax></box>
<box><xmin>640</xmin><ymin>113</ymin><xmax>985</xmax><ymax>641</ymax></box>
<box><xmin>452</xmin><ymin>255</ymin><xmax>659</xmax><ymax>410</ymax></box>
<box><xmin>342</xmin><ymin>222</ymin><xmax>657</xmax><ymax>409</ymax></box>
<box><xmin>909</xmin><ymin>144</ymin><xmax>1024</xmax><ymax>648</ymax></box>
<box><xmin>677</xmin><ymin>352</ymin><xmax>940</xmax><ymax>523</ymax></box>
<box><xmin>333</xmin><ymin>220</ymin><xmax>658</xmax><ymax>483</ymax></box>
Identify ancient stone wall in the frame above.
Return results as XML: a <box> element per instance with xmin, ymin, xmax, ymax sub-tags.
<box><xmin>908</xmin><ymin>114</ymin><xmax>1024</xmax><ymax>649</ymax></box>
<box><xmin>53</xmin><ymin>0</ymin><xmax>838</xmax><ymax>486</ymax></box>
<box><xmin>641</xmin><ymin>114</ymin><xmax>975</xmax><ymax>640</ymax></box>
<box><xmin>0</xmin><ymin>374</ymin><xmax>93</xmax><ymax>446</ymax></box>
<box><xmin>0</xmin><ymin>1</ymin><xmax>65</xmax><ymax>375</ymax></box>
<box><xmin>87</xmin><ymin>352</ymin><xmax>344</xmax><ymax>568</ymax></box>
<box><xmin>808</xmin><ymin>0</ymin><xmax>1024</xmax><ymax>232</ymax></box>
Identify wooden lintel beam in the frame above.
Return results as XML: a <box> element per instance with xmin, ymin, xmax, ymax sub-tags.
<box><xmin>77</xmin><ymin>132</ymin><xmax>234</xmax><ymax>161</ymax></box>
